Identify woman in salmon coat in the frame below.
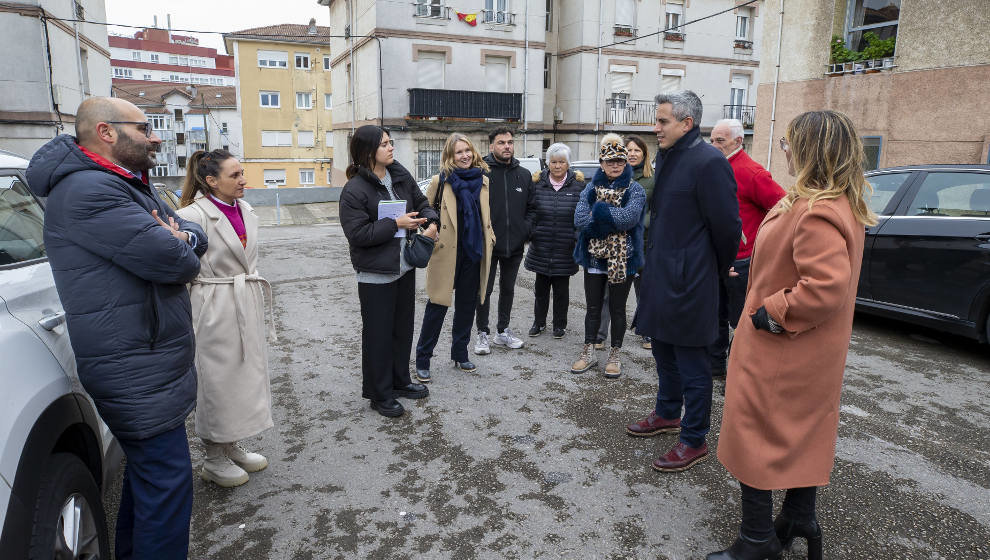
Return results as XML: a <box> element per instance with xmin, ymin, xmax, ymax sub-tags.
<box><xmin>177</xmin><ymin>150</ymin><xmax>275</xmax><ymax>488</ymax></box>
<box><xmin>708</xmin><ymin>111</ymin><xmax>877</xmax><ymax>560</ymax></box>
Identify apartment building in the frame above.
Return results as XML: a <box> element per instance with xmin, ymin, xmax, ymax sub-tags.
<box><xmin>109</xmin><ymin>27</ymin><xmax>236</xmax><ymax>87</ymax></box>
<box><xmin>111</xmin><ymin>82</ymin><xmax>241</xmax><ymax>178</ymax></box>
<box><xmin>0</xmin><ymin>0</ymin><xmax>111</xmax><ymax>157</ymax></box>
<box><xmin>752</xmin><ymin>0</ymin><xmax>990</xmax><ymax>179</ymax></box>
<box><xmin>320</xmin><ymin>0</ymin><xmax>762</xmax><ymax>181</ymax></box>
<box><xmin>224</xmin><ymin>20</ymin><xmax>335</xmax><ymax>189</ymax></box>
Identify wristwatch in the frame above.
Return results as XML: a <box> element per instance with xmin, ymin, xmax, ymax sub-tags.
<box><xmin>766</xmin><ymin>314</ymin><xmax>783</xmax><ymax>334</ymax></box>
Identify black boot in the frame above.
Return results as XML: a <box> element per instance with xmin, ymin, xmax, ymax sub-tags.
<box><xmin>706</xmin><ymin>533</ymin><xmax>783</xmax><ymax>560</ymax></box>
<box><xmin>775</xmin><ymin>514</ymin><xmax>823</xmax><ymax>560</ymax></box>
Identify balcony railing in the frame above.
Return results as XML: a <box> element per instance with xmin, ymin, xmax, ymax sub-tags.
<box><xmin>664</xmin><ymin>31</ymin><xmax>685</xmax><ymax>41</ymax></box>
<box><xmin>604</xmin><ymin>98</ymin><xmax>656</xmax><ymax>126</ymax></box>
<box><xmin>482</xmin><ymin>9</ymin><xmax>515</xmax><ymax>25</ymax></box>
<box><xmin>734</xmin><ymin>39</ymin><xmax>753</xmax><ymax>49</ymax></box>
<box><xmin>614</xmin><ymin>25</ymin><xmax>637</xmax><ymax>37</ymax></box>
<box><xmin>411</xmin><ymin>1</ymin><xmax>449</xmax><ymax>19</ymax></box>
<box><xmin>408</xmin><ymin>88</ymin><xmax>522</xmax><ymax>121</ymax></box>
<box><xmin>723</xmin><ymin>105</ymin><xmax>756</xmax><ymax>129</ymax></box>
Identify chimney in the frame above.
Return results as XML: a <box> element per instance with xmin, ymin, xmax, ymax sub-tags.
<box><xmin>308</xmin><ymin>18</ymin><xmax>317</xmax><ymax>35</ymax></box>
<box><xmin>167</xmin><ymin>14</ymin><xmax>172</xmax><ymax>43</ymax></box>
<box><xmin>153</xmin><ymin>15</ymin><xmax>158</xmax><ymax>28</ymax></box>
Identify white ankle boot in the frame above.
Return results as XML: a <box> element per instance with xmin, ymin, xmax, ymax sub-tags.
<box><xmin>224</xmin><ymin>442</ymin><xmax>269</xmax><ymax>473</ymax></box>
<box><xmin>201</xmin><ymin>441</ymin><xmax>249</xmax><ymax>487</ymax></box>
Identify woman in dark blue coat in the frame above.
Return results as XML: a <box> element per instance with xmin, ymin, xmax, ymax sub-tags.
<box><xmin>524</xmin><ymin>143</ymin><xmax>584</xmax><ymax>339</ymax></box>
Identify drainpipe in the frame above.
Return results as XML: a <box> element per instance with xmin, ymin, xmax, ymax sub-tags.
<box><xmin>594</xmin><ymin>0</ymin><xmax>603</xmax><ymax>151</ymax></box>
<box><xmin>766</xmin><ymin>0</ymin><xmax>784</xmax><ymax>170</ymax></box>
<box><xmin>348</xmin><ymin>0</ymin><xmax>356</xmax><ymax>134</ymax></box>
<box><xmin>69</xmin><ymin>0</ymin><xmax>85</xmax><ymax>99</ymax></box>
<box><xmin>522</xmin><ymin>0</ymin><xmax>529</xmax><ymax>156</ymax></box>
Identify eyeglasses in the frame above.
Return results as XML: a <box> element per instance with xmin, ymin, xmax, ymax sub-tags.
<box><xmin>602</xmin><ymin>159</ymin><xmax>627</xmax><ymax>165</ymax></box>
<box><xmin>108</xmin><ymin>121</ymin><xmax>153</xmax><ymax>138</ymax></box>
<box><xmin>779</xmin><ymin>137</ymin><xmax>790</xmax><ymax>152</ymax></box>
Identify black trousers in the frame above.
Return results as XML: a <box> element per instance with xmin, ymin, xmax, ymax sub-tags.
<box><xmin>598</xmin><ymin>274</ymin><xmax>643</xmax><ymax>342</ymax></box>
<box><xmin>709</xmin><ymin>257</ymin><xmax>750</xmax><ymax>365</ymax></box>
<box><xmin>740</xmin><ymin>483</ymin><xmax>818</xmax><ymax>540</ymax></box>
<box><xmin>583</xmin><ymin>271</ymin><xmax>633</xmax><ymax>347</ymax></box>
<box><xmin>533</xmin><ymin>273</ymin><xmax>570</xmax><ymax>330</ymax></box>
<box><xmin>417</xmin><ymin>251</ymin><xmax>481</xmax><ymax>369</ymax></box>
<box><xmin>358</xmin><ymin>271</ymin><xmax>416</xmax><ymax>401</ymax></box>
<box><xmin>477</xmin><ymin>252</ymin><xmax>523</xmax><ymax>334</ymax></box>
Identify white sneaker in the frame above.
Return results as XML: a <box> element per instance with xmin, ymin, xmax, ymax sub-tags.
<box><xmin>202</xmin><ymin>442</ymin><xmax>249</xmax><ymax>487</ymax></box>
<box><xmin>493</xmin><ymin>328</ymin><xmax>524</xmax><ymax>349</ymax></box>
<box><xmin>224</xmin><ymin>442</ymin><xmax>269</xmax><ymax>473</ymax></box>
<box><xmin>474</xmin><ymin>331</ymin><xmax>491</xmax><ymax>355</ymax></box>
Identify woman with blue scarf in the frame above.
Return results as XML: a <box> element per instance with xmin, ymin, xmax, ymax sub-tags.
<box><xmin>415</xmin><ymin>133</ymin><xmax>496</xmax><ymax>382</ymax></box>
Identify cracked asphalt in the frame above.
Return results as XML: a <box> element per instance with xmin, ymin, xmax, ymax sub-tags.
<box><xmin>181</xmin><ymin>223</ymin><xmax>990</xmax><ymax>559</ymax></box>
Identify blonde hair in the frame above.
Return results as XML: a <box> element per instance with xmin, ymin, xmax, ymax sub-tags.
<box><xmin>778</xmin><ymin>110</ymin><xmax>877</xmax><ymax>227</ymax></box>
<box><xmin>439</xmin><ymin>133</ymin><xmax>490</xmax><ymax>176</ymax></box>
<box><xmin>625</xmin><ymin>135</ymin><xmax>652</xmax><ymax>178</ymax></box>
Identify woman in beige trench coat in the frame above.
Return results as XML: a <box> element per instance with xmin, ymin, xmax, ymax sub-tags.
<box><xmin>414</xmin><ymin>133</ymin><xmax>496</xmax><ymax>382</ymax></box>
<box><xmin>707</xmin><ymin>112</ymin><xmax>877</xmax><ymax>560</ymax></box>
<box><xmin>177</xmin><ymin>149</ymin><xmax>275</xmax><ymax>488</ymax></box>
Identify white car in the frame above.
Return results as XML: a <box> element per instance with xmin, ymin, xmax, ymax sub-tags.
<box><xmin>0</xmin><ymin>148</ymin><xmax>121</xmax><ymax>558</ymax></box>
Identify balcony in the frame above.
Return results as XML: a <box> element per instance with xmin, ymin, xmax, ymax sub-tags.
<box><xmin>664</xmin><ymin>31</ymin><xmax>685</xmax><ymax>42</ymax></box>
<box><xmin>411</xmin><ymin>1</ymin><xmax>449</xmax><ymax>19</ymax></box>
<box><xmin>408</xmin><ymin>88</ymin><xmax>522</xmax><ymax>121</ymax></box>
<box><xmin>604</xmin><ymin>98</ymin><xmax>656</xmax><ymax>126</ymax></box>
<box><xmin>723</xmin><ymin>105</ymin><xmax>756</xmax><ymax>129</ymax></box>
<box><xmin>481</xmin><ymin>9</ymin><xmax>515</xmax><ymax>25</ymax></box>
<box><xmin>614</xmin><ymin>25</ymin><xmax>637</xmax><ymax>37</ymax></box>
<box><xmin>734</xmin><ymin>39</ymin><xmax>753</xmax><ymax>50</ymax></box>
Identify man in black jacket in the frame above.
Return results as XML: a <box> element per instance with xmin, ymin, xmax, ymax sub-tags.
<box><xmin>474</xmin><ymin>128</ymin><xmax>535</xmax><ymax>354</ymax></box>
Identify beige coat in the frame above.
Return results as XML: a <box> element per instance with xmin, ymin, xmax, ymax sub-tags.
<box><xmin>718</xmin><ymin>195</ymin><xmax>865</xmax><ymax>490</ymax></box>
<box><xmin>176</xmin><ymin>195</ymin><xmax>275</xmax><ymax>442</ymax></box>
<box><xmin>424</xmin><ymin>174</ymin><xmax>496</xmax><ymax>307</ymax></box>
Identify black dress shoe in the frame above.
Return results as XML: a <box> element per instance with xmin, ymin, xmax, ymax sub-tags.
<box><xmin>706</xmin><ymin>534</ymin><xmax>782</xmax><ymax>560</ymax></box>
<box><xmin>528</xmin><ymin>324</ymin><xmax>545</xmax><ymax>337</ymax></box>
<box><xmin>552</xmin><ymin>327</ymin><xmax>566</xmax><ymax>339</ymax></box>
<box><xmin>369</xmin><ymin>399</ymin><xmax>404</xmax><ymax>417</ymax></box>
<box><xmin>454</xmin><ymin>360</ymin><xmax>477</xmax><ymax>372</ymax></box>
<box><xmin>775</xmin><ymin>514</ymin><xmax>822</xmax><ymax>560</ymax></box>
<box><xmin>394</xmin><ymin>383</ymin><xmax>429</xmax><ymax>399</ymax></box>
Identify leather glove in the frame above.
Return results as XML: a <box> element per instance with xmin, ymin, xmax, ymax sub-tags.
<box><xmin>751</xmin><ymin>306</ymin><xmax>784</xmax><ymax>334</ymax></box>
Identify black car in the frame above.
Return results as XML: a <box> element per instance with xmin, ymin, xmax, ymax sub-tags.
<box><xmin>857</xmin><ymin>165</ymin><xmax>990</xmax><ymax>342</ymax></box>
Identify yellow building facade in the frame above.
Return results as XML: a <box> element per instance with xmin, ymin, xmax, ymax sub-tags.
<box><xmin>225</xmin><ymin>23</ymin><xmax>333</xmax><ymax>189</ymax></box>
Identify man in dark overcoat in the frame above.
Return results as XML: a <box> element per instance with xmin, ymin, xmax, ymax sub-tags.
<box><xmin>629</xmin><ymin>90</ymin><xmax>742</xmax><ymax>472</ymax></box>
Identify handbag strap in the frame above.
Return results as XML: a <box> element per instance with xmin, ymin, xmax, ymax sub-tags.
<box><xmin>431</xmin><ymin>174</ymin><xmax>444</xmax><ymax>213</ymax></box>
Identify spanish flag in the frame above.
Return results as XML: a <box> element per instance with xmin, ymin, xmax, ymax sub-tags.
<box><xmin>456</xmin><ymin>11</ymin><xmax>478</xmax><ymax>26</ymax></box>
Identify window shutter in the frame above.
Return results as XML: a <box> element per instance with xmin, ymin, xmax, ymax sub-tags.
<box><xmin>610</xmin><ymin>71</ymin><xmax>633</xmax><ymax>94</ymax></box>
<box><xmin>417</xmin><ymin>53</ymin><xmax>444</xmax><ymax>88</ymax></box>
<box><xmin>615</xmin><ymin>0</ymin><xmax>634</xmax><ymax>26</ymax></box>
<box><xmin>485</xmin><ymin>58</ymin><xmax>509</xmax><ymax>92</ymax></box>
<box><xmin>661</xmin><ymin>75</ymin><xmax>682</xmax><ymax>94</ymax></box>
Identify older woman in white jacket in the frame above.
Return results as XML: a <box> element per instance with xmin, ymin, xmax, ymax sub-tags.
<box><xmin>177</xmin><ymin>149</ymin><xmax>275</xmax><ymax>487</ymax></box>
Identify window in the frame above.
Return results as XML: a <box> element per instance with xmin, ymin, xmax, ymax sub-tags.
<box><xmin>222</xmin><ymin>144</ymin><xmax>229</xmax><ymax>151</ymax></box>
<box><xmin>299</xmin><ymin>169</ymin><xmax>315</xmax><ymax>184</ymax></box>
<box><xmin>609</xmin><ymin>65</ymin><xmax>635</xmax><ymax>99</ymax></box>
<box><xmin>295</xmin><ymin>53</ymin><xmax>310</xmax><ymax>69</ymax></box>
<box><xmin>177</xmin><ymin>155</ymin><xmax>187</xmax><ymax>168</ymax></box>
<box><xmin>324</xmin><ymin>93</ymin><xmax>333</xmax><ymax>109</ymax></box>
<box><xmin>907</xmin><ymin>173</ymin><xmax>990</xmax><ymax>217</ymax></box>
<box><xmin>327</xmin><ymin>170</ymin><xmax>333</xmax><ymax>184</ymax></box>
<box><xmin>113</xmin><ymin>68</ymin><xmax>133</xmax><ymax>79</ymax></box>
<box><xmin>131</xmin><ymin>51</ymin><xmax>141</xmax><ymax>61</ymax></box>
<box><xmin>263</xmin><ymin>169</ymin><xmax>287</xmax><ymax>187</ymax></box>
<box><xmin>296</xmin><ymin>92</ymin><xmax>313</xmax><ymax>109</ymax></box>
<box><xmin>615</xmin><ymin>0</ymin><xmax>635</xmax><ymax>32</ymax></box>
<box><xmin>325</xmin><ymin>131</ymin><xmax>334</xmax><ymax>148</ymax></box>
<box><xmin>150</xmin><ymin>53</ymin><xmax>159</xmax><ymax>63</ymax></box>
<box><xmin>414</xmin><ymin>0</ymin><xmax>443</xmax><ymax>18</ymax></box>
<box><xmin>0</xmin><ymin>174</ymin><xmax>46</xmax><ymax>265</ymax></box>
<box><xmin>862</xmin><ymin>137</ymin><xmax>882</xmax><ymax>171</ymax></box>
<box><xmin>730</xmin><ymin>74</ymin><xmax>749</xmax><ymax>108</ymax></box>
<box><xmin>545</xmin><ymin>0</ymin><xmax>552</xmax><ymax>31</ymax></box>
<box><xmin>665</xmin><ymin>0</ymin><xmax>684</xmax><ymax>32</ymax></box>
<box><xmin>260</xmin><ymin>91</ymin><xmax>280</xmax><ymax>107</ymax></box>
<box><xmin>143</xmin><ymin>73</ymin><xmax>152</xmax><ymax>81</ymax></box>
<box><xmin>176</xmin><ymin>132</ymin><xmax>185</xmax><ymax>144</ymax></box>
<box><xmin>736</xmin><ymin>8</ymin><xmax>751</xmax><ymax>39</ymax></box>
<box><xmin>484</xmin><ymin>0</ymin><xmax>510</xmax><ymax>24</ymax></box>
<box><xmin>221</xmin><ymin>122</ymin><xmax>228</xmax><ymax>133</ymax></box>
<box><xmin>323</xmin><ymin>55</ymin><xmax>331</xmax><ymax>70</ymax></box>
<box><xmin>79</xmin><ymin>48</ymin><xmax>89</xmax><ymax>93</ymax></box>
<box><xmin>179</xmin><ymin>56</ymin><xmax>189</xmax><ymax>65</ymax></box>
<box><xmin>73</xmin><ymin>0</ymin><xmax>84</xmax><ymax>20</ymax></box>
<box><xmin>298</xmin><ymin>130</ymin><xmax>315</xmax><ymax>147</ymax></box>
<box><xmin>417</xmin><ymin>52</ymin><xmax>445</xmax><ymax>89</ymax></box>
<box><xmin>150</xmin><ymin>164</ymin><xmax>169</xmax><ymax>177</ymax></box>
<box><xmin>257</xmin><ymin>50</ymin><xmax>288</xmax><ymax>68</ymax></box>
<box><xmin>660</xmin><ymin>69</ymin><xmax>683</xmax><ymax>93</ymax></box>
<box><xmin>484</xmin><ymin>56</ymin><xmax>509</xmax><ymax>92</ymax></box>
<box><xmin>190</xmin><ymin>141</ymin><xmax>207</xmax><ymax>153</ymax></box>
<box><xmin>864</xmin><ymin>173</ymin><xmax>910</xmax><ymax>214</ymax></box>
<box><xmin>175</xmin><ymin>109</ymin><xmax>184</xmax><ymax>122</ymax></box>
<box><xmin>261</xmin><ymin>130</ymin><xmax>292</xmax><ymax>146</ymax></box>
<box><xmin>845</xmin><ymin>0</ymin><xmax>900</xmax><ymax>51</ymax></box>
<box><xmin>543</xmin><ymin>53</ymin><xmax>551</xmax><ymax>89</ymax></box>
<box><xmin>417</xmin><ymin>138</ymin><xmax>445</xmax><ymax>181</ymax></box>
<box><xmin>150</xmin><ymin>115</ymin><xmax>170</xmax><ymax>130</ymax></box>
<box><xmin>169</xmin><ymin>55</ymin><xmax>179</xmax><ymax>65</ymax></box>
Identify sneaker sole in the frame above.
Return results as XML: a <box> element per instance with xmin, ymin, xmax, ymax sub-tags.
<box><xmin>474</xmin><ymin>348</ymin><xmax>491</xmax><ymax>355</ymax></box>
<box><xmin>604</xmin><ymin>371</ymin><xmax>621</xmax><ymax>379</ymax></box>
<box><xmin>414</xmin><ymin>374</ymin><xmax>432</xmax><ymax>383</ymax></box>
<box><xmin>201</xmin><ymin>469</ymin><xmax>249</xmax><ymax>487</ymax></box>
<box><xmin>651</xmin><ymin>452</ymin><xmax>708</xmax><ymax>472</ymax></box>
<box><xmin>491</xmin><ymin>341</ymin><xmax>524</xmax><ymax>349</ymax></box>
<box><xmin>454</xmin><ymin>364</ymin><xmax>477</xmax><ymax>372</ymax></box>
<box><xmin>570</xmin><ymin>362</ymin><xmax>598</xmax><ymax>374</ymax></box>
<box><xmin>528</xmin><ymin>329</ymin><xmax>544</xmax><ymax>337</ymax></box>
<box><xmin>232</xmin><ymin>459</ymin><xmax>268</xmax><ymax>473</ymax></box>
<box><xmin>553</xmin><ymin>333</ymin><xmax>565</xmax><ymax>339</ymax></box>
<box><xmin>625</xmin><ymin>426</ymin><xmax>681</xmax><ymax>437</ymax></box>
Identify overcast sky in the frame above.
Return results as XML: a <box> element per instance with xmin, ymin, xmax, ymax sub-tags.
<box><xmin>105</xmin><ymin>0</ymin><xmax>333</xmax><ymax>54</ymax></box>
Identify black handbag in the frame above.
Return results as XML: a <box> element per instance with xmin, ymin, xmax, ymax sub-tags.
<box><xmin>405</xmin><ymin>233</ymin><xmax>435</xmax><ymax>268</ymax></box>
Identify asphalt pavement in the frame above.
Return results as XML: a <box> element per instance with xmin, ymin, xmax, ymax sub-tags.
<box><xmin>170</xmin><ymin>222</ymin><xmax>988</xmax><ymax>559</ymax></box>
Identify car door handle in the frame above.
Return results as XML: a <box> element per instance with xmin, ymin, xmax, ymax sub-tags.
<box><xmin>38</xmin><ymin>311</ymin><xmax>66</xmax><ymax>331</ymax></box>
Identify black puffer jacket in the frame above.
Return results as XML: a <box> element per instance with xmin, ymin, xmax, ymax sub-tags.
<box><xmin>339</xmin><ymin>162</ymin><xmax>439</xmax><ymax>274</ymax></box>
<box><xmin>483</xmin><ymin>154</ymin><xmax>535</xmax><ymax>257</ymax></box>
<box><xmin>524</xmin><ymin>168</ymin><xmax>585</xmax><ymax>276</ymax></box>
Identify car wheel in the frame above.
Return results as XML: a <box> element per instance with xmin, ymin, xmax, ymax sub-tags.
<box><xmin>28</xmin><ymin>452</ymin><xmax>109</xmax><ymax>560</ymax></box>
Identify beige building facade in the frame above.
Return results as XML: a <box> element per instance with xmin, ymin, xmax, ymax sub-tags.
<box><xmin>752</xmin><ymin>0</ymin><xmax>990</xmax><ymax>180</ymax></box>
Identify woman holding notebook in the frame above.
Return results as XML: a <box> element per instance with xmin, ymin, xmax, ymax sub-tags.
<box><xmin>340</xmin><ymin>125</ymin><xmax>439</xmax><ymax>418</ymax></box>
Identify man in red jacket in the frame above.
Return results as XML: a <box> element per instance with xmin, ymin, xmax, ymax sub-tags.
<box><xmin>708</xmin><ymin>119</ymin><xmax>786</xmax><ymax>376</ymax></box>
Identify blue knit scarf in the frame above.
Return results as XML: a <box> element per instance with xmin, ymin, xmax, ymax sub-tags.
<box><xmin>443</xmin><ymin>166</ymin><xmax>484</xmax><ymax>263</ymax></box>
